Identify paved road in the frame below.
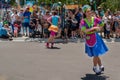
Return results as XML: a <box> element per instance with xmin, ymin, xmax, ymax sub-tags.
<box><xmin>0</xmin><ymin>40</ymin><xmax>120</xmax><ymax>80</ymax></box>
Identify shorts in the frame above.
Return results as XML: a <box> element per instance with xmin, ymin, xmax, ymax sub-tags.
<box><xmin>50</xmin><ymin>31</ymin><xmax>57</xmax><ymax>37</ymax></box>
<box><xmin>23</xmin><ymin>22</ymin><xmax>29</xmax><ymax>27</ymax></box>
<box><xmin>106</xmin><ymin>31</ymin><xmax>110</xmax><ymax>34</ymax></box>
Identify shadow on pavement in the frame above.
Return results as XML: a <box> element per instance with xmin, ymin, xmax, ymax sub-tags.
<box><xmin>81</xmin><ymin>74</ymin><xmax>109</xmax><ymax>80</ymax></box>
<box><xmin>114</xmin><ymin>38</ymin><xmax>120</xmax><ymax>42</ymax></box>
<box><xmin>46</xmin><ymin>47</ymin><xmax>61</xmax><ymax>49</ymax></box>
<box><xmin>105</xmin><ymin>38</ymin><xmax>112</xmax><ymax>42</ymax></box>
<box><xmin>80</xmin><ymin>38</ymin><xmax>85</xmax><ymax>43</ymax></box>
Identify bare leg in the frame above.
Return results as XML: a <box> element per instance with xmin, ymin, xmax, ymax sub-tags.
<box><xmin>48</xmin><ymin>35</ymin><xmax>54</xmax><ymax>43</ymax></box>
<box><xmin>97</xmin><ymin>57</ymin><xmax>102</xmax><ymax>66</ymax></box>
<box><xmin>93</xmin><ymin>57</ymin><xmax>98</xmax><ymax>66</ymax></box>
<box><xmin>46</xmin><ymin>35</ymin><xmax>54</xmax><ymax>48</ymax></box>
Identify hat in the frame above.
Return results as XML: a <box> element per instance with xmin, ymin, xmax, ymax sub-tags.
<box><xmin>82</xmin><ymin>5</ymin><xmax>91</xmax><ymax>13</ymax></box>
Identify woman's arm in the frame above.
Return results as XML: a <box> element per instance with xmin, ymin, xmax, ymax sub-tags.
<box><xmin>85</xmin><ymin>27</ymin><xmax>100</xmax><ymax>33</ymax></box>
<box><xmin>80</xmin><ymin>19</ymin><xmax>100</xmax><ymax>34</ymax></box>
<box><xmin>47</xmin><ymin>16</ymin><xmax>52</xmax><ymax>25</ymax></box>
<box><xmin>58</xmin><ymin>17</ymin><xmax>61</xmax><ymax>25</ymax></box>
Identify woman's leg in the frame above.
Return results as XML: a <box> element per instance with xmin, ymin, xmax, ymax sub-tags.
<box><xmin>73</xmin><ymin>31</ymin><xmax>76</xmax><ymax>38</ymax></box>
<box><xmin>93</xmin><ymin>57</ymin><xmax>102</xmax><ymax>74</ymax></box>
<box><xmin>98</xmin><ymin>57</ymin><xmax>104</xmax><ymax>71</ymax></box>
<box><xmin>71</xmin><ymin>31</ymin><xmax>74</xmax><ymax>38</ymax></box>
<box><xmin>93</xmin><ymin>56</ymin><xmax>103</xmax><ymax>67</ymax></box>
<box><xmin>46</xmin><ymin>31</ymin><xmax>56</xmax><ymax>48</ymax></box>
<box><xmin>93</xmin><ymin>57</ymin><xmax>98</xmax><ymax>67</ymax></box>
<box><xmin>94</xmin><ymin>56</ymin><xmax>104</xmax><ymax>72</ymax></box>
<box><xmin>97</xmin><ymin>57</ymin><xmax>102</xmax><ymax>66</ymax></box>
<box><xmin>115</xmin><ymin>28</ymin><xmax>119</xmax><ymax>38</ymax></box>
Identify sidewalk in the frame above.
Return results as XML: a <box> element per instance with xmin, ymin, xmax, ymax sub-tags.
<box><xmin>1</xmin><ymin>37</ymin><xmax>120</xmax><ymax>43</ymax></box>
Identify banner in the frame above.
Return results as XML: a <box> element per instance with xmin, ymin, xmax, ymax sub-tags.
<box><xmin>65</xmin><ymin>4</ymin><xmax>82</xmax><ymax>9</ymax></box>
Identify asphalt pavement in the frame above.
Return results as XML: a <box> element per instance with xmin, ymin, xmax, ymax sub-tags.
<box><xmin>0</xmin><ymin>38</ymin><xmax>120</xmax><ymax>80</ymax></box>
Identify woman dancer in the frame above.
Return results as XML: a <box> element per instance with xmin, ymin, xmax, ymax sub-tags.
<box><xmin>46</xmin><ymin>11</ymin><xmax>61</xmax><ymax>48</ymax></box>
<box><xmin>80</xmin><ymin>5</ymin><xmax>108</xmax><ymax>75</ymax></box>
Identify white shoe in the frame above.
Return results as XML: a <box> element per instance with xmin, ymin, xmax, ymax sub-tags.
<box><xmin>100</xmin><ymin>66</ymin><xmax>104</xmax><ymax>72</ymax></box>
<box><xmin>93</xmin><ymin>67</ymin><xmax>101</xmax><ymax>75</ymax></box>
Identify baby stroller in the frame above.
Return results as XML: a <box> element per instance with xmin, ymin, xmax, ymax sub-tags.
<box><xmin>28</xmin><ymin>21</ymin><xmax>42</xmax><ymax>41</ymax></box>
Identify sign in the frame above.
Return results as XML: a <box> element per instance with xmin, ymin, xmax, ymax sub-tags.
<box><xmin>65</xmin><ymin>5</ymin><xmax>82</xmax><ymax>9</ymax></box>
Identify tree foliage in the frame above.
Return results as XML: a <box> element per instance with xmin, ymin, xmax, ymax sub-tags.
<box><xmin>98</xmin><ymin>0</ymin><xmax>120</xmax><ymax>12</ymax></box>
<box><xmin>9</xmin><ymin>0</ymin><xmax>120</xmax><ymax>11</ymax></box>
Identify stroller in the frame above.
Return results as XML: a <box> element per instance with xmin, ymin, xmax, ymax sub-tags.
<box><xmin>28</xmin><ymin>21</ymin><xmax>42</xmax><ymax>40</ymax></box>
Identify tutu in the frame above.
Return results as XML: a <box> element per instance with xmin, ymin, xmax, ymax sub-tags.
<box><xmin>48</xmin><ymin>25</ymin><xmax>58</xmax><ymax>32</ymax></box>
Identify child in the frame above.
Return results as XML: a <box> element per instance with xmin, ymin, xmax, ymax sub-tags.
<box><xmin>29</xmin><ymin>21</ymin><xmax>35</xmax><ymax>37</ymax></box>
<box><xmin>4</xmin><ymin>24</ymin><xmax>13</xmax><ymax>40</ymax></box>
<box><xmin>71</xmin><ymin>15</ymin><xmax>78</xmax><ymax>39</ymax></box>
<box><xmin>14</xmin><ymin>24</ymin><xmax>19</xmax><ymax>37</ymax></box>
<box><xmin>43</xmin><ymin>22</ymin><xmax>49</xmax><ymax>38</ymax></box>
<box><xmin>105</xmin><ymin>21</ymin><xmax>111</xmax><ymax>39</ymax></box>
<box><xmin>80</xmin><ymin>5</ymin><xmax>108</xmax><ymax>75</ymax></box>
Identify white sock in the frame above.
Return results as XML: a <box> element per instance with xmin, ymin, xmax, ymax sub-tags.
<box><xmin>100</xmin><ymin>65</ymin><xmax>104</xmax><ymax>68</ymax></box>
<box><xmin>93</xmin><ymin>66</ymin><xmax>96</xmax><ymax>68</ymax></box>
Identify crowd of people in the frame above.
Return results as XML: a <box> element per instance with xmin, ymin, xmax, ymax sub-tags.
<box><xmin>0</xmin><ymin>5</ymin><xmax>120</xmax><ymax>41</ymax></box>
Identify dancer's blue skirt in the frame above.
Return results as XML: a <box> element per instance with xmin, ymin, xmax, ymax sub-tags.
<box><xmin>85</xmin><ymin>33</ymin><xmax>108</xmax><ymax>57</ymax></box>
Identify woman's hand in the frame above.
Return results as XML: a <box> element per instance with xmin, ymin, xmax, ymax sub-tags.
<box><xmin>94</xmin><ymin>27</ymin><xmax>101</xmax><ymax>31</ymax></box>
<box><xmin>85</xmin><ymin>27</ymin><xmax>100</xmax><ymax>33</ymax></box>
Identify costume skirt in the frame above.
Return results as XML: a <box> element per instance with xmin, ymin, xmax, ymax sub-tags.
<box><xmin>85</xmin><ymin>33</ymin><xmax>108</xmax><ymax>57</ymax></box>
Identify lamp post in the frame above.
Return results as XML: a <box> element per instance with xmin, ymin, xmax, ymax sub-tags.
<box><xmin>5</xmin><ymin>0</ymin><xmax>9</xmax><ymax>12</ymax></box>
<box><xmin>61</xmin><ymin>3</ymin><xmax>66</xmax><ymax>29</ymax></box>
<box><xmin>78</xmin><ymin>0</ymin><xmax>80</xmax><ymax>8</ymax></box>
<box><xmin>93</xmin><ymin>0</ymin><xmax>96</xmax><ymax>11</ymax></box>
<box><xmin>89</xmin><ymin>0</ymin><xmax>96</xmax><ymax>11</ymax></box>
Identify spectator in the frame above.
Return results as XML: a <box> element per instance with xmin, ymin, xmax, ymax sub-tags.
<box><xmin>3</xmin><ymin>24</ymin><xmax>13</xmax><ymax>40</ymax></box>
<box><xmin>23</xmin><ymin>8</ymin><xmax>31</xmax><ymax>36</ymax></box>
<box><xmin>105</xmin><ymin>21</ymin><xmax>111</xmax><ymax>39</ymax></box>
<box><xmin>113</xmin><ymin>12</ymin><xmax>120</xmax><ymax>38</ymax></box>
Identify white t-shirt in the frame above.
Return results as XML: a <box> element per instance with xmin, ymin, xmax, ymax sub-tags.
<box><xmin>102</xmin><ymin>15</ymin><xmax>108</xmax><ymax>24</ymax></box>
<box><xmin>11</xmin><ymin>14</ymin><xmax>18</xmax><ymax>24</ymax></box>
<box><xmin>106</xmin><ymin>23</ymin><xmax>111</xmax><ymax>31</ymax></box>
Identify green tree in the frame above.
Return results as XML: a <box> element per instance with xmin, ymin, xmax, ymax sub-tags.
<box><xmin>98</xmin><ymin>0</ymin><xmax>120</xmax><ymax>12</ymax></box>
<box><xmin>9</xmin><ymin>0</ymin><xmax>16</xmax><ymax>5</ymax></box>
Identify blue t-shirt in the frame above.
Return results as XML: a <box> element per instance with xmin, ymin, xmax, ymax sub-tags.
<box><xmin>23</xmin><ymin>11</ymin><xmax>31</xmax><ymax>23</ymax></box>
<box><xmin>52</xmin><ymin>15</ymin><xmax>59</xmax><ymax>26</ymax></box>
<box><xmin>75</xmin><ymin>13</ymin><xmax>82</xmax><ymax>22</ymax></box>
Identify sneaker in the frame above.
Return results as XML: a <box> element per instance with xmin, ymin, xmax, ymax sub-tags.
<box><xmin>9</xmin><ymin>38</ymin><xmax>13</xmax><ymax>41</ymax></box>
<box><xmin>46</xmin><ymin>43</ymin><xmax>49</xmax><ymax>48</ymax></box>
<box><xmin>100</xmin><ymin>66</ymin><xmax>104</xmax><ymax>72</ymax></box>
<box><xmin>71</xmin><ymin>37</ymin><xmax>74</xmax><ymax>39</ymax></box>
<box><xmin>74</xmin><ymin>37</ymin><xmax>77</xmax><ymax>39</ymax></box>
<box><xmin>93</xmin><ymin>67</ymin><xmax>101</xmax><ymax>75</ymax></box>
<box><xmin>51</xmin><ymin>43</ymin><xmax>54</xmax><ymax>48</ymax></box>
